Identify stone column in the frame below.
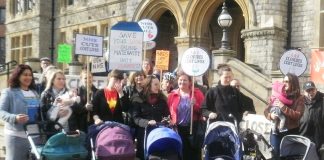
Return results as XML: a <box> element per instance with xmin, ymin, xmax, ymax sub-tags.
<box><xmin>174</xmin><ymin>36</ymin><xmax>190</xmax><ymax>68</ymax></box>
<box><xmin>24</xmin><ymin>58</ymin><xmax>40</xmax><ymax>73</ymax></box>
<box><xmin>68</xmin><ymin>61</ymin><xmax>83</xmax><ymax>75</ymax></box>
<box><xmin>241</xmin><ymin>27</ymin><xmax>288</xmax><ymax>74</ymax></box>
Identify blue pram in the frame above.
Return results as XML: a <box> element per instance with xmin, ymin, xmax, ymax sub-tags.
<box><xmin>144</xmin><ymin>125</ymin><xmax>183</xmax><ymax>160</ymax></box>
<box><xmin>24</xmin><ymin>121</ymin><xmax>88</xmax><ymax>160</ymax></box>
<box><xmin>203</xmin><ymin>120</ymin><xmax>242</xmax><ymax>160</ymax></box>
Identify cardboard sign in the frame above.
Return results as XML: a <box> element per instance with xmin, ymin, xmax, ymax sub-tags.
<box><xmin>138</xmin><ymin>19</ymin><xmax>158</xmax><ymax>42</ymax></box>
<box><xmin>180</xmin><ymin>47</ymin><xmax>210</xmax><ymax>76</ymax></box>
<box><xmin>91</xmin><ymin>57</ymin><xmax>106</xmax><ymax>73</ymax></box>
<box><xmin>109</xmin><ymin>22</ymin><xmax>143</xmax><ymax>71</ymax></box>
<box><xmin>155</xmin><ymin>50</ymin><xmax>170</xmax><ymax>71</ymax></box>
<box><xmin>311</xmin><ymin>49</ymin><xmax>324</xmax><ymax>83</ymax></box>
<box><xmin>57</xmin><ymin>44</ymin><xmax>72</xmax><ymax>63</ymax></box>
<box><xmin>279</xmin><ymin>50</ymin><xmax>307</xmax><ymax>76</ymax></box>
<box><xmin>75</xmin><ymin>34</ymin><xmax>103</xmax><ymax>57</ymax></box>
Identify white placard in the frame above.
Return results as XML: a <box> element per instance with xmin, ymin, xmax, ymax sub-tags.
<box><xmin>144</xmin><ymin>41</ymin><xmax>156</xmax><ymax>50</ymax></box>
<box><xmin>138</xmin><ymin>19</ymin><xmax>158</xmax><ymax>42</ymax></box>
<box><xmin>180</xmin><ymin>47</ymin><xmax>210</xmax><ymax>76</ymax></box>
<box><xmin>279</xmin><ymin>49</ymin><xmax>307</xmax><ymax>76</ymax></box>
<box><xmin>75</xmin><ymin>34</ymin><xmax>103</xmax><ymax>57</ymax></box>
<box><xmin>91</xmin><ymin>57</ymin><xmax>106</xmax><ymax>73</ymax></box>
<box><xmin>109</xmin><ymin>29</ymin><xmax>143</xmax><ymax>71</ymax></box>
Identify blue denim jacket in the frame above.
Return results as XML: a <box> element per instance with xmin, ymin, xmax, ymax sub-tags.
<box><xmin>0</xmin><ymin>88</ymin><xmax>39</xmax><ymax>131</ymax></box>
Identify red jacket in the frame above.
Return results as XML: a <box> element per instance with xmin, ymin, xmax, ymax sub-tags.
<box><xmin>167</xmin><ymin>88</ymin><xmax>205</xmax><ymax>125</ymax></box>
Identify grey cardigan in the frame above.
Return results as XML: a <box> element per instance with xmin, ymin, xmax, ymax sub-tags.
<box><xmin>0</xmin><ymin>88</ymin><xmax>39</xmax><ymax>132</ymax></box>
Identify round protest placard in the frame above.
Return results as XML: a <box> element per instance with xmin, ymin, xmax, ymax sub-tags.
<box><xmin>279</xmin><ymin>49</ymin><xmax>307</xmax><ymax>76</ymax></box>
<box><xmin>181</xmin><ymin>47</ymin><xmax>210</xmax><ymax>76</ymax></box>
<box><xmin>138</xmin><ymin>19</ymin><xmax>158</xmax><ymax>42</ymax></box>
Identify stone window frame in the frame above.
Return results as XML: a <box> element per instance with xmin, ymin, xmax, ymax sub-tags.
<box><xmin>21</xmin><ymin>34</ymin><xmax>32</xmax><ymax>62</ymax></box>
<box><xmin>100</xmin><ymin>24</ymin><xmax>109</xmax><ymax>53</ymax></box>
<box><xmin>10</xmin><ymin>36</ymin><xmax>20</xmax><ymax>63</ymax></box>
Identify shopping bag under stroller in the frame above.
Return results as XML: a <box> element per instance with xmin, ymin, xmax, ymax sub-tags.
<box><xmin>203</xmin><ymin>121</ymin><xmax>241</xmax><ymax>160</ymax></box>
<box><xmin>88</xmin><ymin>121</ymin><xmax>136</xmax><ymax>160</ymax></box>
<box><xmin>144</xmin><ymin>124</ymin><xmax>182</xmax><ymax>160</ymax></box>
<box><xmin>280</xmin><ymin>135</ymin><xmax>319</xmax><ymax>160</ymax></box>
<box><xmin>24</xmin><ymin>121</ymin><xmax>88</xmax><ymax>160</ymax></box>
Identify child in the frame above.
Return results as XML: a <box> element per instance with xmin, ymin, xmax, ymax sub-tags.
<box><xmin>270</xmin><ymin>81</ymin><xmax>293</xmax><ymax>133</ymax></box>
<box><xmin>48</xmin><ymin>89</ymin><xmax>80</xmax><ymax>130</ymax></box>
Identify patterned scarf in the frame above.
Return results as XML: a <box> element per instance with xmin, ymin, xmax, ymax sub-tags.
<box><xmin>104</xmin><ymin>88</ymin><xmax>118</xmax><ymax>114</ymax></box>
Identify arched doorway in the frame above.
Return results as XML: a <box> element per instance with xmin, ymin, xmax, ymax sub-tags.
<box><xmin>209</xmin><ymin>1</ymin><xmax>245</xmax><ymax>61</ymax></box>
<box><xmin>153</xmin><ymin>10</ymin><xmax>179</xmax><ymax>72</ymax></box>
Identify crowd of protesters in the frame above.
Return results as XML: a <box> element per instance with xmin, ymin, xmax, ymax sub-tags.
<box><xmin>0</xmin><ymin>57</ymin><xmax>324</xmax><ymax>160</ymax></box>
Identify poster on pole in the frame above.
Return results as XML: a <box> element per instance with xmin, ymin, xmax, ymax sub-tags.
<box><xmin>311</xmin><ymin>49</ymin><xmax>324</xmax><ymax>83</ymax></box>
<box><xmin>180</xmin><ymin>47</ymin><xmax>210</xmax><ymax>77</ymax></box>
<box><xmin>138</xmin><ymin>19</ymin><xmax>158</xmax><ymax>42</ymax></box>
<box><xmin>57</xmin><ymin>44</ymin><xmax>72</xmax><ymax>63</ymax></box>
<box><xmin>279</xmin><ymin>49</ymin><xmax>307</xmax><ymax>76</ymax></box>
<box><xmin>155</xmin><ymin>50</ymin><xmax>170</xmax><ymax>71</ymax></box>
<box><xmin>109</xmin><ymin>22</ymin><xmax>143</xmax><ymax>71</ymax></box>
<box><xmin>92</xmin><ymin>57</ymin><xmax>106</xmax><ymax>73</ymax></box>
<box><xmin>75</xmin><ymin>34</ymin><xmax>103</xmax><ymax>57</ymax></box>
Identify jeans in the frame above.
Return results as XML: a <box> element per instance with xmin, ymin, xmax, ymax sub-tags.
<box><xmin>5</xmin><ymin>134</ymin><xmax>29</xmax><ymax>160</ymax></box>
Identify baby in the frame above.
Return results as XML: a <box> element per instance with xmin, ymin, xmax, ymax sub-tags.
<box><xmin>270</xmin><ymin>81</ymin><xmax>293</xmax><ymax>133</ymax></box>
<box><xmin>48</xmin><ymin>89</ymin><xmax>80</xmax><ymax>129</ymax></box>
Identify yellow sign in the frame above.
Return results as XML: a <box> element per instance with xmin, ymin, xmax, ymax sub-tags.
<box><xmin>155</xmin><ymin>50</ymin><xmax>170</xmax><ymax>71</ymax></box>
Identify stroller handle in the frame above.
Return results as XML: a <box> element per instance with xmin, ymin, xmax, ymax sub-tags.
<box><xmin>24</xmin><ymin>121</ymin><xmax>63</xmax><ymax>132</ymax></box>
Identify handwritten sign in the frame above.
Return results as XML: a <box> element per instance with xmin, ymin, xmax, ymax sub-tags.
<box><xmin>91</xmin><ymin>57</ymin><xmax>106</xmax><ymax>73</ymax></box>
<box><xmin>75</xmin><ymin>34</ymin><xmax>103</xmax><ymax>57</ymax></box>
<box><xmin>155</xmin><ymin>50</ymin><xmax>170</xmax><ymax>71</ymax></box>
<box><xmin>138</xmin><ymin>19</ymin><xmax>158</xmax><ymax>42</ymax></box>
<box><xmin>57</xmin><ymin>44</ymin><xmax>72</xmax><ymax>63</ymax></box>
<box><xmin>109</xmin><ymin>22</ymin><xmax>143</xmax><ymax>71</ymax></box>
<box><xmin>145</xmin><ymin>41</ymin><xmax>156</xmax><ymax>50</ymax></box>
<box><xmin>279</xmin><ymin>50</ymin><xmax>307</xmax><ymax>76</ymax></box>
<box><xmin>180</xmin><ymin>47</ymin><xmax>210</xmax><ymax>76</ymax></box>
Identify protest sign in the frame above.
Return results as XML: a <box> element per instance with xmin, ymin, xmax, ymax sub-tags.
<box><xmin>138</xmin><ymin>19</ymin><xmax>158</xmax><ymax>42</ymax></box>
<box><xmin>155</xmin><ymin>50</ymin><xmax>170</xmax><ymax>71</ymax></box>
<box><xmin>109</xmin><ymin>22</ymin><xmax>143</xmax><ymax>71</ymax></box>
<box><xmin>57</xmin><ymin>44</ymin><xmax>72</xmax><ymax>63</ymax></box>
<box><xmin>181</xmin><ymin>47</ymin><xmax>210</xmax><ymax>76</ymax></box>
<box><xmin>311</xmin><ymin>49</ymin><xmax>324</xmax><ymax>83</ymax></box>
<box><xmin>91</xmin><ymin>57</ymin><xmax>106</xmax><ymax>73</ymax></box>
<box><xmin>279</xmin><ymin>49</ymin><xmax>307</xmax><ymax>76</ymax></box>
<box><xmin>75</xmin><ymin>34</ymin><xmax>103</xmax><ymax>57</ymax></box>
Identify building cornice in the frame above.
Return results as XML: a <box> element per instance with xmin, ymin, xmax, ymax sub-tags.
<box><xmin>241</xmin><ymin>27</ymin><xmax>288</xmax><ymax>39</ymax></box>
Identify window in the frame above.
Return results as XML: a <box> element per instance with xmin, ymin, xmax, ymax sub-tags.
<box><xmin>0</xmin><ymin>8</ymin><xmax>5</xmax><ymax>24</ymax></box>
<box><xmin>10</xmin><ymin>36</ymin><xmax>20</xmax><ymax>63</ymax></box>
<box><xmin>22</xmin><ymin>34</ymin><xmax>32</xmax><ymax>60</ymax></box>
<box><xmin>0</xmin><ymin>37</ymin><xmax>5</xmax><ymax>64</ymax></box>
<box><xmin>101</xmin><ymin>24</ymin><xmax>109</xmax><ymax>52</ymax></box>
<box><xmin>82</xmin><ymin>26</ymin><xmax>97</xmax><ymax>35</ymax></box>
<box><xmin>59</xmin><ymin>32</ymin><xmax>66</xmax><ymax>43</ymax></box>
<box><xmin>24</xmin><ymin>0</ymin><xmax>35</xmax><ymax>11</ymax></box>
<box><xmin>68</xmin><ymin>0</ymin><xmax>74</xmax><ymax>5</ymax></box>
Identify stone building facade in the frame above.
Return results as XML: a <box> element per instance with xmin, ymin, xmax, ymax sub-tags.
<box><xmin>2</xmin><ymin>0</ymin><xmax>324</xmax><ymax>111</ymax></box>
<box><xmin>0</xmin><ymin>0</ymin><xmax>5</xmax><ymax>65</ymax></box>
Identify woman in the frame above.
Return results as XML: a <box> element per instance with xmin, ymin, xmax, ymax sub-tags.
<box><xmin>0</xmin><ymin>64</ymin><xmax>40</xmax><ymax>160</ymax></box>
<box><xmin>74</xmin><ymin>70</ymin><xmax>98</xmax><ymax>133</ymax></box>
<box><xmin>92</xmin><ymin>69</ymin><xmax>130</xmax><ymax>124</ymax></box>
<box><xmin>131</xmin><ymin>75</ymin><xmax>170</xmax><ymax>160</ymax></box>
<box><xmin>264</xmin><ymin>73</ymin><xmax>304</xmax><ymax>157</ymax></box>
<box><xmin>167</xmin><ymin>71</ymin><xmax>205</xmax><ymax>160</ymax></box>
<box><xmin>202</xmin><ymin>64</ymin><xmax>248</xmax><ymax>122</ymax></box>
<box><xmin>40</xmin><ymin>69</ymin><xmax>79</xmax><ymax>131</ymax></box>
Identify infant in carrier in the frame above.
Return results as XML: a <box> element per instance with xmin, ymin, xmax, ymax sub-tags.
<box><xmin>48</xmin><ymin>89</ymin><xmax>80</xmax><ymax>129</ymax></box>
<box><xmin>270</xmin><ymin>81</ymin><xmax>293</xmax><ymax>133</ymax></box>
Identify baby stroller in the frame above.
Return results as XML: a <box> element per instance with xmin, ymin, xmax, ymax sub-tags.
<box><xmin>144</xmin><ymin>123</ymin><xmax>183</xmax><ymax>160</ymax></box>
<box><xmin>88</xmin><ymin>121</ymin><xmax>136</xmax><ymax>160</ymax></box>
<box><xmin>280</xmin><ymin>135</ymin><xmax>319</xmax><ymax>160</ymax></box>
<box><xmin>24</xmin><ymin>121</ymin><xmax>88</xmax><ymax>160</ymax></box>
<box><xmin>240</xmin><ymin>129</ymin><xmax>273</xmax><ymax>160</ymax></box>
<box><xmin>203</xmin><ymin>115</ymin><xmax>242</xmax><ymax>160</ymax></box>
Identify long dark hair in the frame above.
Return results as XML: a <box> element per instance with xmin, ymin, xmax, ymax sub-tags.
<box><xmin>9</xmin><ymin>64</ymin><xmax>36</xmax><ymax>90</ymax></box>
<box><xmin>285</xmin><ymin>73</ymin><xmax>300</xmax><ymax>99</ymax></box>
<box><xmin>143</xmin><ymin>75</ymin><xmax>165</xmax><ymax>100</ymax></box>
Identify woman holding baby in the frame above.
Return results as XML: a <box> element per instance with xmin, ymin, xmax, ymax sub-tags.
<box><xmin>264</xmin><ymin>73</ymin><xmax>305</xmax><ymax>158</ymax></box>
<box><xmin>0</xmin><ymin>64</ymin><xmax>40</xmax><ymax>160</ymax></box>
<box><xmin>40</xmin><ymin>69</ymin><xmax>80</xmax><ymax>132</ymax></box>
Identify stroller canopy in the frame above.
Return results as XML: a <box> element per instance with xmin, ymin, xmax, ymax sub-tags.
<box><xmin>203</xmin><ymin>121</ymin><xmax>241</xmax><ymax>160</ymax></box>
<box><xmin>280</xmin><ymin>135</ymin><xmax>319</xmax><ymax>160</ymax></box>
<box><xmin>145</xmin><ymin>127</ymin><xmax>182</xmax><ymax>159</ymax></box>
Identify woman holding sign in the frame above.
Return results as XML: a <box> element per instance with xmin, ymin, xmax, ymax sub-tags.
<box><xmin>167</xmin><ymin>70</ymin><xmax>205</xmax><ymax>160</ymax></box>
<box><xmin>0</xmin><ymin>64</ymin><xmax>40</xmax><ymax>160</ymax></box>
<box><xmin>264</xmin><ymin>73</ymin><xmax>304</xmax><ymax>157</ymax></box>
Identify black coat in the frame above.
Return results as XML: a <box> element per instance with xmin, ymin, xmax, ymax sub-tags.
<box><xmin>202</xmin><ymin>83</ymin><xmax>244</xmax><ymax>122</ymax></box>
<box><xmin>299</xmin><ymin>91</ymin><xmax>324</xmax><ymax>150</ymax></box>
<box><xmin>92</xmin><ymin>89</ymin><xmax>130</xmax><ymax>124</ymax></box>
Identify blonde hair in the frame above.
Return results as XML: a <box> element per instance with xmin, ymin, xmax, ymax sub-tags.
<box><xmin>45</xmin><ymin>69</ymin><xmax>66</xmax><ymax>91</ymax></box>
